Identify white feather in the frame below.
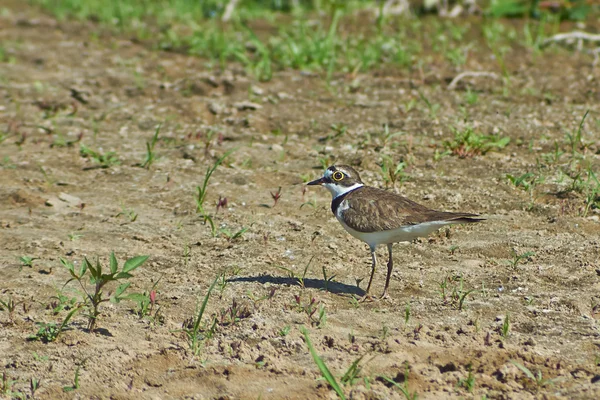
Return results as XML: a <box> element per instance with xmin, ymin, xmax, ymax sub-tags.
<box><xmin>323</xmin><ymin>182</ymin><xmax>363</xmax><ymax>199</ymax></box>
<box><xmin>335</xmin><ymin>199</ymin><xmax>453</xmax><ymax>249</ymax></box>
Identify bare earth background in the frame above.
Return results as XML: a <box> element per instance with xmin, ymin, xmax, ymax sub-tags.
<box><xmin>1</xmin><ymin>2</ymin><xmax>600</xmax><ymax>399</ymax></box>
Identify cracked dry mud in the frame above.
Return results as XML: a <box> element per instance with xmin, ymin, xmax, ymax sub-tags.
<box><xmin>1</xmin><ymin>3</ymin><xmax>600</xmax><ymax>399</ymax></box>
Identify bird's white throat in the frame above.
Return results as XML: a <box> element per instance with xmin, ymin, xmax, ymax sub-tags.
<box><xmin>323</xmin><ymin>182</ymin><xmax>363</xmax><ymax>199</ymax></box>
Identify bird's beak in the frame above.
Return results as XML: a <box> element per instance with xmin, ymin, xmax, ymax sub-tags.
<box><xmin>307</xmin><ymin>177</ymin><xmax>325</xmax><ymax>186</ymax></box>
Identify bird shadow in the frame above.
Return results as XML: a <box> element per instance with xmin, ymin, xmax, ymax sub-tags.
<box><xmin>228</xmin><ymin>274</ymin><xmax>365</xmax><ymax>296</ymax></box>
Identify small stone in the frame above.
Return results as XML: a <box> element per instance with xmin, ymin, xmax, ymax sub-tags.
<box><xmin>463</xmin><ymin>259</ymin><xmax>483</xmax><ymax>268</ymax></box>
<box><xmin>495</xmin><ymin>362</ymin><xmax>520</xmax><ymax>383</ymax></box>
<box><xmin>203</xmin><ymin>76</ymin><xmax>219</xmax><ymax>87</ymax></box>
<box><xmin>58</xmin><ymin>193</ymin><xmax>82</xmax><ymax>206</ymax></box>
<box><xmin>208</xmin><ymin>102</ymin><xmax>225</xmax><ymax>115</ymax></box>
<box><xmin>233</xmin><ymin>101</ymin><xmax>262</xmax><ymax>111</ymax></box>
<box><xmin>250</xmin><ymin>85</ymin><xmax>264</xmax><ymax>96</ymax></box>
<box><xmin>447</xmin><ymin>192</ymin><xmax>463</xmax><ymax>204</ymax></box>
<box><xmin>46</xmin><ymin>193</ymin><xmax>82</xmax><ymax>211</ymax></box>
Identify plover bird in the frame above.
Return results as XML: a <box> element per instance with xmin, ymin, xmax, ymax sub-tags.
<box><xmin>308</xmin><ymin>165</ymin><xmax>483</xmax><ymax>299</ymax></box>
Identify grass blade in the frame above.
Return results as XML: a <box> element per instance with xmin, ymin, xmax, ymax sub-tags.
<box><xmin>301</xmin><ymin>327</ymin><xmax>346</xmax><ymax>400</ymax></box>
<box><xmin>193</xmin><ymin>276</ymin><xmax>219</xmax><ymax>333</ymax></box>
<box><xmin>509</xmin><ymin>360</ymin><xmax>536</xmax><ymax>380</ymax></box>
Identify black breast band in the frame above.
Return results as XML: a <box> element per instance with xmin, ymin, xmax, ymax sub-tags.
<box><xmin>331</xmin><ymin>187</ymin><xmax>361</xmax><ymax>214</ymax></box>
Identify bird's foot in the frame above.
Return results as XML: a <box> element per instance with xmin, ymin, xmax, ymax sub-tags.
<box><xmin>358</xmin><ymin>294</ymin><xmax>377</xmax><ymax>303</ymax></box>
<box><xmin>380</xmin><ymin>291</ymin><xmax>391</xmax><ymax>300</ymax></box>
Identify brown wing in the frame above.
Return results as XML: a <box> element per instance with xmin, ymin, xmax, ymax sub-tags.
<box><xmin>341</xmin><ymin>187</ymin><xmax>483</xmax><ymax>233</ymax></box>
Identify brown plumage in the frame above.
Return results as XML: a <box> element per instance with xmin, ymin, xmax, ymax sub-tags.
<box><xmin>308</xmin><ymin>165</ymin><xmax>484</xmax><ymax>300</ymax></box>
<box><xmin>339</xmin><ymin>186</ymin><xmax>482</xmax><ymax>233</ymax></box>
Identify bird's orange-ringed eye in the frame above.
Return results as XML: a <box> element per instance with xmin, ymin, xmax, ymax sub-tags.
<box><xmin>332</xmin><ymin>171</ymin><xmax>344</xmax><ymax>181</ymax></box>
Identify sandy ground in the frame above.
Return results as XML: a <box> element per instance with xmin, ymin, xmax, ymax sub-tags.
<box><xmin>1</xmin><ymin>2</ymin><xmax>600</xmax><ymax>399</ymax></box>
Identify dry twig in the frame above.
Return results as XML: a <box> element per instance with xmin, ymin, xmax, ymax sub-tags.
<box><xmin>222</xmin><ymin>0</ymin><xmax>240</xmax><ymax>22</ymax></box>
<box><xmin>447</xmin><ymin>71</ymin><xmax>500</xmax><ymax>90</ymax></box>
<box><xmin>541</xmin><ymin>31</ymin><xmax>600</xmax><ymax>51</ymax></box>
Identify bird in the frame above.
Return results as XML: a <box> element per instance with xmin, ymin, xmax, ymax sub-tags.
<box><xmin>307</xmin><ymin>165</ymin><xmax>484</xmax><ymax>300</ymax></box>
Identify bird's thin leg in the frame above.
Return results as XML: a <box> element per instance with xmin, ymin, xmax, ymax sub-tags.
<box><xmin>360</xmin><ymin>246</ymin><xmax>377</xmax><ymax>302</ymax></box>
<box><xmin>381</xmin><ymin>243</ymin><xmax>394</xmax><ymax>299</ymax></box>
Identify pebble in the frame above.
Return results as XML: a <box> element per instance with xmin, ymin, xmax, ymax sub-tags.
<box><xmin>233</xmin><ymin>101</ymin><xmax>262</xmax><ymax>111</ymax></box>
<box><xmin>208</xmin><ymin>102</ymin><xmax>224</xmax><ymax>115</ymax></box>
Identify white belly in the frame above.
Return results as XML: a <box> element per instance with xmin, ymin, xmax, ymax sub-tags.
<box><xmin>336</xmin><ymin>215</ymin><xmax>452</xmax><ymax>249</ymax></box>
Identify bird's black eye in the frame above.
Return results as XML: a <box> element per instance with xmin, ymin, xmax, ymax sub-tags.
<box><xmin>332</xmin><ymin>171</ymin><xmax>344</xmax><ymax>181</ymax></box>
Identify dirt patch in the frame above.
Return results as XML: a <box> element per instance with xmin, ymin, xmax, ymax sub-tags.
<box><xmin>1</xmin><ymin>2</ymin><xmax>600</xmax><ymax>399</ymax></box>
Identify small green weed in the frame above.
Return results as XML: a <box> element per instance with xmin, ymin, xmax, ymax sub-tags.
<box><xmin>500</xmin><ymin>314</ymin><xmax>510</xmax><ymax>339</ymax></box>
<box><xmin>60</xmin><ymin>252</ymin><xmax>149</xmax><ymax>331</ymax></box>
<box><xmin>0</xmin><ymin>156</ymin><xmax>17</xmax><ymax>169</ymax></box>
<box><xmin>482</xmin><ymin>21</ymin><xmax>512</xmax><ymax>81</ymax></box>
<box><xmin>176</xmin><ymin>276</ymin><xmax>219</xmax><ymax>356</ymax></box>
<box><xmin>140</xmin><ymin>123</ymin><xmax>161</xmax><ymax>168</ymax></box>
<box><xmin>510</xmin><ymin>360</ymin><xmax>561</xmax><ymax>391</ymax></box>
<box><xmin>565</xmin><ymin>110</ymin><xmax>591</xmax><ymax>155</ymax></box>
<box><xmin>319</xmin><ymin>123</ymin><xmax>348</xmax><ymax>143</ymax></box>
<box><xmin>30</xmin><ymin>377</ymin><xmax>42</xmax><ymax>398</ymax></box>
<box><xmin>279</xmin><ymin>325</ymin><xmax>291</xmax><ymax>337</ymax></box>
<box><xmin>444</xmin><ymin>126</ymin><xmax>510</xmax><ymax>158</ymax></box>
<box><xmin>292</xmin><ymin>293</ymin><xmax>322</xmax><ymax>326</ymax></box>
<box><xmin>1</xmin><ymin>372</ymin><xmax>17</xmax><ymax>397</ymax></box>
<box><xmin>0</xmin><ymin>296</ymin><xmax>17</xmax><ymax>322</ymax></box>
<box><xmin>0</xmin><ymin>372</ymin><xmax>42</xmax><ymax>399</ymax></box>
<box><xmin>340</xmin><ymin>355</ymin><xmax>366</xmax><ymax>387</ymax></box>
<box><xmin>79</xmin><ymin>144</ymin><xmax>120</xmax><ymax>168</ymax></box>
<box><xmin>62</xmin><ymin>366</ymin><xmax>81</xmax><ymax>392</ymax></box>
<box><xmin>218</xmin><ymin>298</ymin><xmax>252</xmax><ymax>326</ymax></box>
<box><xmin>68</xmin><ymin>232</ymin><xmax>83</xmax><ymax>241</ymax></box>
<box><xmin>380</xmin><ymin>363</ymin><xmax>418</xmax><ymax>400</ymax></box>
<box><xmin>219</xmin><ymin>226</ymin><xmax>249</xmax><ymax>241</ymax></box>
<box><xmin>277</xmin><ymin>255</ymin><xmax>314</xmax><ymax>289</ymax></box>
<box><xmin>316</xmin><ymin>304</ymin><xmax>327</xmax><ymax>328</ymax></box>
<box><xmin>507</xmin><ymin>249</ymin><xmax>535</xmax><ymax>269</ymax></box>
<box><xmin>19</xmin><ymin>256</ymin><xmax>37</xmax><ymax>270</ymax></box>
<box><xmin>457</xmin><ymin>365</ymin><xmax>475</xmax><ymax>393</ymax></box>
<box><xmin>506</xmin><ymin>172</ymin><xmax>540</xmax><ymax>192</ymax></box>
<box><xmin>417</xmin><ymin>90</ymin><xmax>440</xmax><ymax>120</ymax></box>
<box><xmin>49</xmin><ymin>290</ymin><xmax>78</xmax><ymax>315</ymax></box>
<box><xmin>321</xmin><ymin>266</ymin><xmax>337</xmax><ymax>292</ymax></box>
<box><xmin>29</xmin><ymin>307</ymin><xmax>80</xmax><ymax>343</ymax></box>
<box><xmin>380</xmin><ymin>324</ymin><xmax>390</xmax><ymax>341</ymax></box>
<box><xmin>195</xmin><ymin>151</ymin><xmax>233</xmax><ymax>237</ymax></box>
<box><xmin>115</xmin><ymin>204</ymin><xmax>138</xmax><ymax>222</ymax></box>
<box><xmin>464</xmin><ymin>87</ymin><xmax>478</xmax><ymax>105</ymax></box>
<box><xmin>506</xmin><ymin>171</ymin><xmax>544</xmax><ymax>210</ymax></box>
<box><xmin>0</xmin><ymin>45</ymin><xmax>16</xmax><ymax>63</ymax></box>
<box><xmin>439</xmin><ymin>274</ymin><xmax>476</xmax><ymax>311</ymax></box>
<box><xmin>379</xmin><ymin>155</ymin><xmax>408</xmax><ymax>189</ymax></box>
<box><xmin>582</xmin><ymin>170</ymin><xmax>600</xmax><ymax>217</ymax></box>
<box><xmin>51</xmin><ymin>131</ymin><xmax>82</xmax><ymax>148</ymax></box>
<box><xmin>125</xmin><ymin>277</ymin><xmax>162</xmax><ymax>322</ymax></box>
